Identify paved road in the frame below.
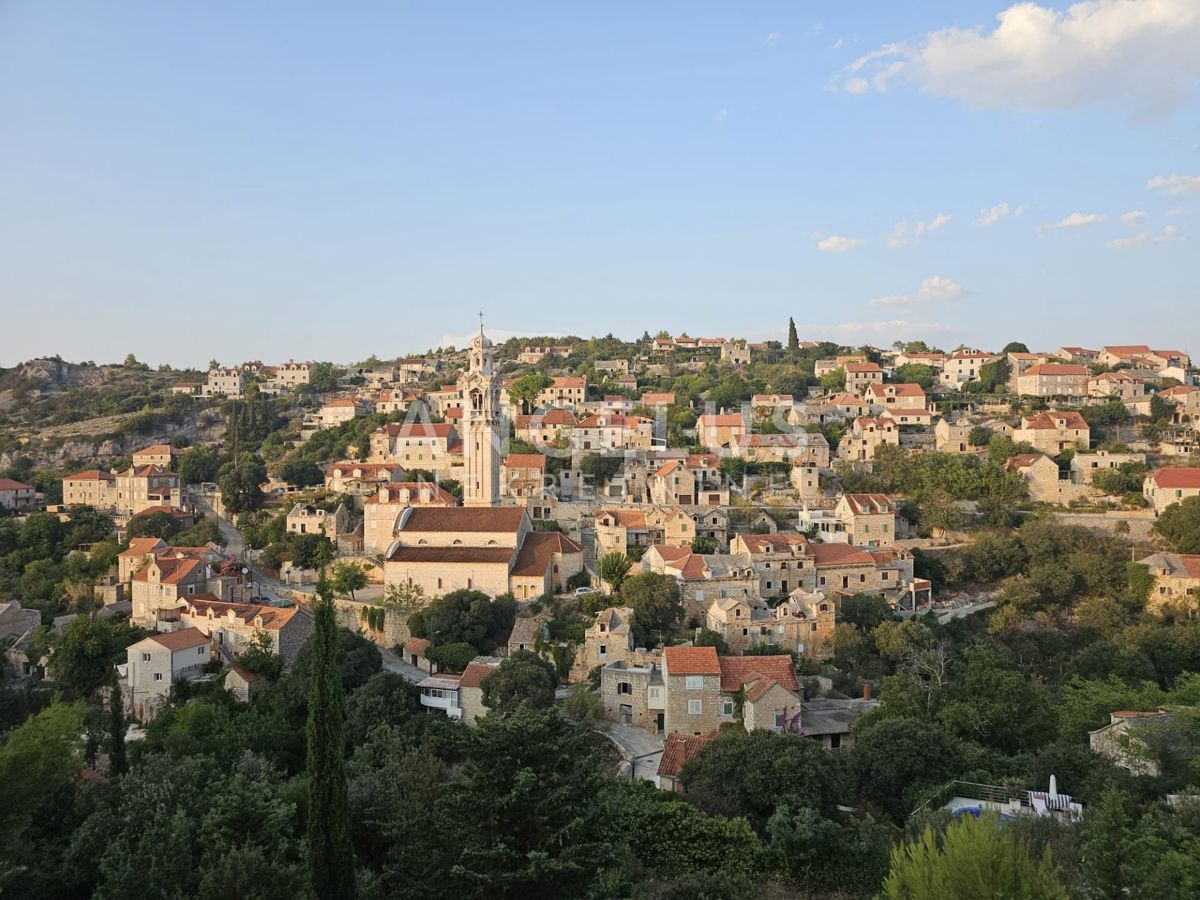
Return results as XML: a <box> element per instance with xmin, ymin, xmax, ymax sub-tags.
<box><xmin>380</xmin><ymin>647</ymin><xmax>428</xmax><ymax>684</ymax></box>
<box><xmin>598</xmin><ymin>722</ymin><xmax>664</xmax><ymax>783</ymax></box>
<box><xmin>194</xmin><ymin>494</ymin><xmax>285</xmax><ymax>602</ymax></box>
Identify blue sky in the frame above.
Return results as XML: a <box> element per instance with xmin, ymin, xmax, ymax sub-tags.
<box><xmin>1</xmin><ymin>1</ymin><xmax>1198</xmax><ymax>367</ymax></box>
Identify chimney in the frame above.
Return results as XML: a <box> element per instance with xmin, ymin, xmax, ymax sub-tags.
<box><xmin>862</xmin><ymin>682</ymin><xmax>872</xmax><ymax>701</ymax></box>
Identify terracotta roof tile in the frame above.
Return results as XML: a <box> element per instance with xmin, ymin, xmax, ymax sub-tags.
<box><xmin>147</xmin><ymin>627</ymin><xmax>210</xmax><ymax>651</ymax></box>
<box><xmin>657</xmin><ymin>731</ymin><xmax>718</xmax><ymax>778</ymax></box>
<box><xmin>718</xmin><ymin>655</ymin><xmax>799</xmax><ymax>694</ymax></box>
<box><xmin>664</xmin><ymin>645</ymin><xmax>721</xmax><ymax>676</ymax></box>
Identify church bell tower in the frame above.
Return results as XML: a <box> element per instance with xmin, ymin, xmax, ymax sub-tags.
<box><xmin>459</xmin><ymin>317</ymin><xmax>501</xmax><ymax>507</ymax></box>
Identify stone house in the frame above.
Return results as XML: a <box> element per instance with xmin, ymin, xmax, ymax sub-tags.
<box><xmin>838</xmin><ymin>416</ymin><xmax>899</xmax><ymax>461</ymax></box>
<box><xmin>696</xmin><ymin>413</ymin><xmax>747</xmax><ymax>450</ymax></box>
<box><xmin>501</xmin><ymin>453</ymin><xmax>548</xmax><ymax>501</ymax></box>
<box><xmin>575</xmin><ymin>606</ymin><xmax>639</xmax><ymax>675</ymax></box>
<box><xmin>1016</xmin><ymin>363</ymin><xmax>1089</xmax><ymax>399</ymax></box>
<box><xmin>536</xmin><ymin>376</ymin><xmax>588</xmax><ymax>409</ymax></box>
<box><xmin>641</xmin><ymin>545</ymin><xmax>760</xmax><ymax>621</ymax></box>
<box><xmin>286</xmin><ymin>503</ymin><xmax>350</xmax><ymax>542</ymax></box>
<box><xmin>864</xmin><ymin>382</ymin><xmax>927</xmax><ymax>412</ymax></box>
<box><xmin>790</xmin><ymin>464</ymin><xmax>820</xmax><ymax>499</ymax></box>
<box><xmin>601</xmin><ymin>659</ymin><xmax>666</xmax><ymax>731</ymax></box>
<box><xmin>594</xmin><ymin>507</ymin><xmax>695</xmax><ymax>555</ymax></box>
<box><xmin>1089</xmin><ymin>370</ymin><xmax>1146</xmax><ymax>404</ymax></box>
<box><xmin>132</xmin><ymin>444</ymin><xmax>178</xmax><ymax>469</ymax></box>
<box><xmin>362</xmin><ymin>482</ymin><xmax>458</xmax><ymax>555</ymax></box>
<box><xmin>1137</xmin><ymin>552</ymin><xmax>1200</xmax><ymax>613</ymax></box>
<box><xmin>1089</xmin><ymin>710</ymin><xmax>1175</xmax><ymax>776</ymax></box>
<box><xmin>833</xmin><ymin>493</ymin><xmax>896</xmax><ymax>547</ymax></box>
<box><xmin>61</xmin><ymin>469</ymin><xmax>117</xmax><ymax>509</ymax></box>
<box><xmin>172</xmin><ymin>596</ymin><xmax>313</xmax><ymax>663</ymax></box>
<box><xmin>595</xmin><ymin>359</ymin><xmax>630</xmax><ymax>377</ymax></box>
<box><xmin>934</xmin><ymin>418</ymin><xmax>979</xmax><ymax>454</ymax></box>
<box><xmin>1159</xmin><ymin>385</ymin><xmax>1200</xmax><ymax>424</ymax></box>
<box><xmin>732</xmin><ymin>432</ymin><xmax>830</xmax><ymax>468</ymax></box>
<box><xmin>274</xmin><ymin>360</ymin><xmax>311</xmax><ymax>388</ymax></box>
<box><xmin>0</xmin><ymin>478</ymin><xmax>36</xmax><ymax>512</ymax></box>
<box><xmin>130</xmin><ymin>546</ymin><xmax>214</xmax><ymax>626</ymax></box>
<box><xmin>124</xmin><ymin>627</ymin><xmax>211</xmax><ymax>721</ymax></box>
<box><xmin>570</xmin><ymin>414</ymin><xmax>654</xmax><ymax>453</ymax></box>
<box><xmin>662</xmin><ymin>646</ymin><xmax>723</xmax><ymax>736</ymax></box>
<box><xmin>324</xmin><ymin>461</ymin><xmax>404</xmax><ymax>494</ymax></box>
<box><xmin>514</xmin><ymin>409</ymin><xmax>578</xmax><ymax>448</ymax></box>
<box><xmin>225</xmin><ymin>665</ymin><xmax>262</xmax><ymax>703</ymax></box>
<box><xmin>656</xmin><ymin>731</ymin><xmax>717</xmax><ymax>792</ymax></box>
<box><xmin>1013</xmin><ymin>411</ymin><xmax>1090</xmax><ymax>455</ymax></box>
<box><xmin>1070</xmin><ymin>450</ymin><xmax>1147</xmax><ymax>485</ymax></box>
<box><xmin>648</xmin><ymin>456</ymin><xmax>727</xmax><ymax>507</ymax></box>
<box><xmin>941</xmin><ymin>349</ymin><xmax>997</xmax><ymax>386</ymax></box>
<box><xmin>729</xmin><ymin>533</ymin><xmax>816</xmax><ymax>599</ymax></box>
<box><xmin>370</xmin><ymin>422</ymin><xmax>461</xmax><ymax>473</ymax></box>
<box><xmin>319</xmin><ymin>397</ymin><xmax>371</xmax><ymax>427</ymax></box>
<box><xmin>1003</xmin><ymin>453</ymin><xmax>1062</xmax><ymax>503</ymax></box>
<box><xmin>1143</xmin><ymin>468</ymin><xmax>1200</xmax><ymax>514</ymax></box>
<box><xmin>204</xmin><ymin>367</ymin><xmax>244</xmax><ymax>398</ymax></box>
<box><xmin>844</xmin><ymin>362</ymin><xmax>884</xmax><ymax>396</ymax></box>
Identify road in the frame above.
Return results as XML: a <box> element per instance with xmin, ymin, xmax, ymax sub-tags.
<box><xmin>599</xmin><ymin>722</ymin><xmax>664</xmax><ymax>783</ymax></box>
<box><xmin>194</xmin><ymin>493</ymin><xmax>286</xmax><ymax>602</ymax></box>
<box><xmin>380</xmin><ymin>646</ymin><xmax>428</xmax><ymax>683</ymax></box>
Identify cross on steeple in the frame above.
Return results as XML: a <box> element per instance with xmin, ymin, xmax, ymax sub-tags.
<box><xmin>478</xmin><ymin>311</ymin><xmax>484</xmax><ymax>334</ymax></box>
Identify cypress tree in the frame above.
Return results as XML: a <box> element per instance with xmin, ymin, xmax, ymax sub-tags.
<box><xmin>306</xmin><ymin>573</ymin><xmax>356</xmax><ymax>899</ymax></box>
<box><xmin>108</xmin><ymin>674</ymin><xmax>127</xmax><ymax>776</ymax></box>
<box><xmin>787</xmin><ymin>317</ymin><xmax>799</xmax><ymax>354</ymax></box>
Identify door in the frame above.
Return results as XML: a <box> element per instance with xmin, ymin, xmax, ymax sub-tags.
<box><xmin>619</xmin><ymin>704</ymin><xmax>632</xmax><ymax>725</ymax></box>
<box><xmin>656</xmin><ymin>712</ymin><xmax>665</xmax><ymax>733</ymax></box>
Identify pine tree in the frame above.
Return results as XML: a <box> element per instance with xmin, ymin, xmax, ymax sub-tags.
<box><xmin>107</xmin><ymin>674</ymin><xmax>128</xmax><ymax>776</ymax></box>
<box><xmin>306</xmin><ymin>573</ymin><xmax>356</xmax><ymax>899</ymax></box>
<box><xmin>787</xmin><ymin>317</ymin><xmax>799</xmax><ymax>354</ymax></box>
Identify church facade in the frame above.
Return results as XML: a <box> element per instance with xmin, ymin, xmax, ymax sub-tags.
<box><xmin>382</xmin><ymin>322</ymin><xmax>585</xmax><ymax>599</ymax></box>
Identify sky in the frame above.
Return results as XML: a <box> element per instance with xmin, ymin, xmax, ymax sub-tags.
<box><xmin>1</xmin><ymin>0</ymin><xmax>1199</xmax><ymax>368</ymax></box>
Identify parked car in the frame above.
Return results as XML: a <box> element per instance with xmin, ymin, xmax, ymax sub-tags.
<box><xmin>574</xmin><ymin>586</ymin><xmax>597</xmax><ymax>597</ymax></box>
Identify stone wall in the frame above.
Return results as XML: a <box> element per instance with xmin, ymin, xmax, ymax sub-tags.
<box><xmin>1051</xmin><ymin>510</ymin><xmax>1157</xmax><ymax>540</ymax></box>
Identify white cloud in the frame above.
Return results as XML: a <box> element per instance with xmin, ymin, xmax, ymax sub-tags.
<box><xmin>870</xmin><ymin>275</ymin><xmax>970</xmax><ymax>306</ymax></box>
<box><xmin>1147</xmin><ymin>173</ymin><xmax>1200</xmax><ymax>194</ymax></box>
<box><xmin>1044</xmin><ymin>212</ymin><xmax>1107</xmax><ymax>229</ymax></box>
<box><xmin>1108</xmin><ymin>224</ymin><xmax>1181</xmax><ymax>249</ymax></box>
<box><xmin>1121</xmin><ymin>209</ymin><xmax>1149</xmax><ymax>224</ymax></box>
<box><xmin>885</xmin><ymin>220</ymin><xmax>911</xmax><ymax>249</ymax></box>
<box><xmin>765</xmin><ymin>32</ymin><xmax>781</xmax><ymax>46</ymax></box>
<box><xmin>834</xmin><ymin>0</ymin><xmax>1200</xmax><ymax>116</ymax></box>
<box><xmin>830</xmin><ymin>37</ymin><xmax>844</xmax><ymax>50</ymax></box>
<box><xmin>816</xmin><ymin>234</ymin><xmax>865</xmax><ymax>253</ymax></box>
<box><xmin>917</xmin><ymin>212</ymin><xmax>952</xmax><ymax>235</ymax></box>
<box><xmin>977</xmin><ymin>202</ymin><xmax>1010</xmax><ymax>226</ymax></box>
<box><xmin>714</xmin><ymin>108</ymin><xmax>729</xmax><ymax>122</ymax></box>
<box><xmin>887</xmin><ymin>212</ymin><xmax>951</xmax><ymax>247</ymax></box>
<box><xmin>916</xmin><ymin>275</ymin><xmax>968</xmax><ymax>302</ymax></box>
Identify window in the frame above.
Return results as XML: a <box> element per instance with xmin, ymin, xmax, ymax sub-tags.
<box><xmin>154</xmin><ymin>672</ymin><xmax>163</xmax><ymax>682</ymax></box>
<box><xmin>142</xmin><ymin>653</ymin><xmax>151</xmax><ymax>662</ymax></box>
<box><xmin>617</xmin><ymin>681</ymin><xmax>632</xmax><ymax>695</ymax></box>
<box><xmin>599</xmin><ymin>645</ymin><xmax>607</xmax><ymax>657</ymax></box>
<box><xmin>198</xmin><ymin>646</ymin><xmax>205</xmax><ymax>655</ymax></box>
<box><xmin>688</xmin><ymin>699</ymin><xmax>703</xmax><ymax>715</ymax></box>
<box><xmin>721</xmin><ymin>699</ymin><xmax>735</xmax><ymax>717</ymax></box>
<box><xmin>685</xmin><ymin>675</ymin><xmax>703</xmax><ymax>690</ymax></box>
<box><xmin>774</xmin><ymin>709</ymin><xmax>786</xmax><ymax>730</ymax></box>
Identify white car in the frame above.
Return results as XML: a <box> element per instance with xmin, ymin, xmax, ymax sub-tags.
<box><xmin>574</xmin><ymin>586</ymin><xmax>597</xmax><ymax>596</ymax></box>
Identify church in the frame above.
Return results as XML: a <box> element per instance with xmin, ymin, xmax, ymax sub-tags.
<box><xmin>383</xmin><ymin>322</ymin><xmax>584</xmax><ymax>599</ymax></box>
